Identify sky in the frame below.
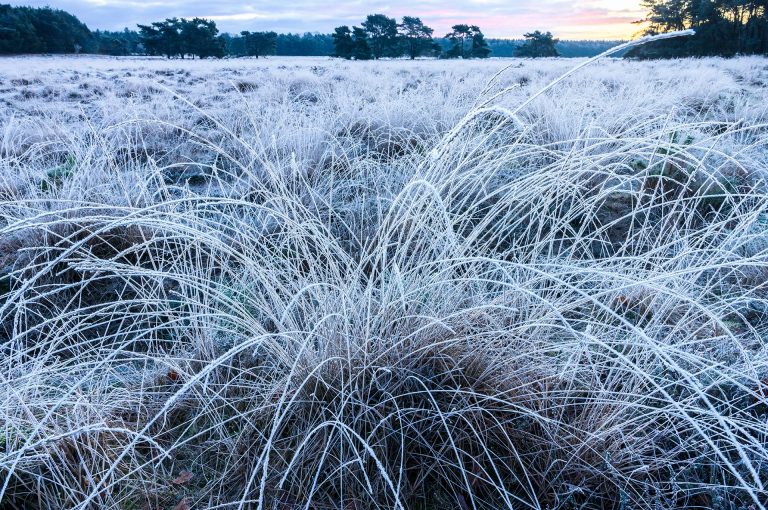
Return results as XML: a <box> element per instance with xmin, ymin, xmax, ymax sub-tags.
<box><xmin>16</xmin><ymin>1</ymin><xmax>648</xmax><ymax>40</ymax></box>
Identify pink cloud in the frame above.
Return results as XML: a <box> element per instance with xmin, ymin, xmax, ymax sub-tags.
<box><xmin>372</xmin><ymin>2</ymin><xmax>645</xmax><ymax>39</ymax></box>
<box><xmin>13</xmin><ymin>0</ymin><xmax>646</xmax><ymax>39</ymax></box>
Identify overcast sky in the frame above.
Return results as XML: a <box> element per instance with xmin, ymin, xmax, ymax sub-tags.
<box><xmin>15</xmin><ymin>1</ymin><xmax>646</xmax><ymax>39</ymax></box>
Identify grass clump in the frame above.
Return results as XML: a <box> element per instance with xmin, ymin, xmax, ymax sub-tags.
<box><xmin>0</xmin><ymin>37</ymin><xmax>767</xmax><ymax>510</ymax></box>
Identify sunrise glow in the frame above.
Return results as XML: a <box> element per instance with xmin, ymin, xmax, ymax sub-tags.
<box><xmin>15</xmin><ymin>0</ymin><xmax>647</xmax><ymax>39</ymax></box>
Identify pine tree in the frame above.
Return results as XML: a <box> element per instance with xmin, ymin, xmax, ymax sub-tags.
<box><xmin>628</xmin><ymin>0</ymin><xmax>768</xmax><ymax>58</ymax></box>
<box><xmin>470</xmin><ymin>28</ymin><xmax>491</xmax><ymax>58</ymax></box>
<box><xmin>182</xmin><ymin>18</ymin><xmax>224</xmax><ymax>59</ymax></box>
<box><xmin>515</xmin><ymin>31</ymin><xmax>559</xmax><ymax>57</ymax></box>
<box><xmin>332</xmin><ymin>26</ymin><xmax>354</xmax><ymax>59</ymax></box>
<box><xmin>240</xmin><ymin>31</ymin><xmax>277</xmax><ymax>58</ymax></box>
<box><xmin>361</xmin><ymin>14</ymin><xmax>399</xmax><ymax>58</ymax></box>
<box><xmin>398</xmin><ymin>16</ymin><xmax>437</xmax><ymax>59</ymax></box>
<box><xmin>445</xmin><ymin>25</ymin><xmax>490</xmax><ymax>59</ymax></box>
<box><xmin>352</xmin><ymin>26</ymin><xmax>372</xmax><ymax>60</ymax></box>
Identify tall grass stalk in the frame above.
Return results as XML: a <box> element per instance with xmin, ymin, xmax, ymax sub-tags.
<box><xmin>0</xmin><ymin>34</ymin><xmax>766</xmax><ymax>510</ymax></box>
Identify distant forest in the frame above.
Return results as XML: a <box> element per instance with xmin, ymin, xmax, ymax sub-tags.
<box><xmin>0</xmin><ymin>4</ymin><xmax>619</xmax><ymax>59</ymax></box>
<box><xmin>0</xmin><ymin>2</ymin><xmax>766</xmax><ymax>59</ymax></box>
<box><xmin>141</xmin><ymin>30</ymin><xmax>620</xmax><ymax>59</ymax></box>
<box><xmin>629</xmin><ymin>0</ymin><xmax>768</xmax><ymax>58</ymax></box>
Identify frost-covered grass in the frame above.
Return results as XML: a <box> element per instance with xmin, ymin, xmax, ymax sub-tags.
<box><xmin>0</xmin><ymin>50</ymin><xmax>767</xmax><ymax>510</ymax></box>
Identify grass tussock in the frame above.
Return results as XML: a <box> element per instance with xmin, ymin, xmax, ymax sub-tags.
<box><xmin>1</xmin><ymin>42</ymin><xmax>767</xmax><ymax>509</ymax></box>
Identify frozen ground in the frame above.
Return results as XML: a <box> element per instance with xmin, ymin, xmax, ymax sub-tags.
<box><xmin>0</xmin><ymin>54</ymin><xmax>767</xmax><ymax>510</ymax></box>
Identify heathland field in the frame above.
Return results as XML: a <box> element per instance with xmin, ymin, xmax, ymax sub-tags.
<box><xmin>0</xmin><ymin>54</ymin><xmax>767</xmax><ymax>509</ymax></box>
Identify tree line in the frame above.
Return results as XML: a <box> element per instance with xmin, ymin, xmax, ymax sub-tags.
<box><xmin>331</xmin><ymin>15</ymin><xmax>492</xmax><ymax>59</ymax></box>
<box><xmin>628</xmin><ymin>0</ymin><xmax>768</xmax><ymax>58</ymax></box>
<box><xmin>89</xmin><ymin>29</ymin><xmax>334</xmax><ymax>58</ymax></box>
<box><xmin>0</xmin><ymin>5</ymin><xmax>562</xmax><ymax>59</ymax></box>
<box><xmin>113</xmin><ymin>27</ymin><xmax>608</xmax><ymax>59</ymax></box>
<box><xmin>3</xmin><ymin>2</ymin><xmax>764</xmax><ymax>59</ymax></box>
<box><xmin>331</xmin><ymin>15</ymin><xmax>566</xmax><ymax>59</ymax></box>
<box><xmin>0</xmin><ymin>4</ymin><xmax>92</xmax><ymax>54</ymax></box>
<box><xmin>137</xmin><ymin>18</ymin><xmax>225</xmax><ymax>58</ymax></box>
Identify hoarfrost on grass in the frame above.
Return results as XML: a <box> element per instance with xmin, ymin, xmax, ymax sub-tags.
<box><xmin>0</xmin><ymin>52</ymin><xmax>767</xmax><ymax>510</ymax></box>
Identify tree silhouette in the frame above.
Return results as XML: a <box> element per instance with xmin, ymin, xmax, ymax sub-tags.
<box><xmin>628</xmin><ymin>0</ymin><xmax>768</xmax><ymax>58</ymax></box>
<box><xmin>332</xmin><ymin>25</ymin><xmax>354</xmax><ymax>59</ymax></box>
<box><xmin>138</xmin><ymin>18</ymin><xmax>224</xmax><ymax>58</ymax></box>
<box><xmin>398</xmin><ymin>16</ymin><xmax>437</xmax><ymax>59</ymax></box>
<box><xmin>0</xmin><ymin>5</ymin><xmax>45</xmax><ymax>54</ymax></box>
<box><xmin>361</xmin><ymin>14</ymin><xmax>399</xmax><ymax>58</ymax></box>
<box><xmin>137</xmin><ymin>18</ymin><xmax>182</xmax><ymax>58</ymax></box>
<box><xmin>515</xmin><ymin>30</ymin><xmax>559</xmax><ymax>57</ymax></box>
<box><xmin>93</xmin><ymin>28</ymin><xmax>141</xmax><ymax>56</ymax></box>
<box><xmin>0</xmin><ymin>5</ymin><xmax>93</xmax><ymax>54</ymax></box>
<box><xmin>470</xmin><ymin>29</ymin><xmax>491</xmax><ymax>58</ymax></box>
<box><xmin>445</xmin><ymin>25</ymin><xmax>490</xmax><ymax>58</ymax></box>
<box><xmin>183</xmin><ymin>18</ymin><xmax>225</xmax><ymax>58</ymax></box>
<box><xmin>352</xmin><ymin>26</ymin><xmax>372</xmax><ymax>60</ymax></box>
<box><xmin>240</xmin><ymin>31</ymin><xmax>277</xmax><ymax>58</ymax></box>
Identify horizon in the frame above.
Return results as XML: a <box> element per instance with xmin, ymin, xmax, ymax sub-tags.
<box><xmin>11</xmin><ymin>1</ymin><xmax>647</xmax><ymax>40</ymax></box>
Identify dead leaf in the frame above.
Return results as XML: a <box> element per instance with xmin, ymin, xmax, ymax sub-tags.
<box><xmin>171</xmin><ymin>470</ymin><xmax>194</xmax><ymax>484</ymax></box>
<box><xmin>173</xmin><ymin>498</ymin><xmax>190</xmax><ymax>510</ymax></box>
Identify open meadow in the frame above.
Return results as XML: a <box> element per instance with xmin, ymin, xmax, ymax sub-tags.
<box><xmin>0</xmin><ymin>53</ymin><xmax>768</xmax><ymax>509</ymax></box>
